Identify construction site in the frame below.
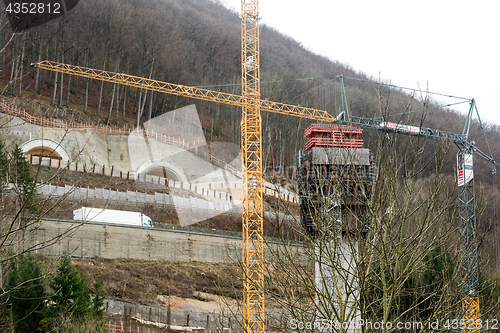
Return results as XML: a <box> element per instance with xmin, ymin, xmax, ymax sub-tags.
<box><xmin>0</xmin><ymin>0</ymin><xmax>499</xmax><ymax>333</ymax></box>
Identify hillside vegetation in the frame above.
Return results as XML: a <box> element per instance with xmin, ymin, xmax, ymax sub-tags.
<box><xmin>2</xmin><ymin>0</ymin><xmax>499</xmax><ymax>166</ymax></box>
<box><xmin>0</xmin><ymin>0</ymin><xmax>499</xmax><ymax>267</ymax></box>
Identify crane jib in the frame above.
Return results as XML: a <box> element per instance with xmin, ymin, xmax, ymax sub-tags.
<box><xmin>32</xmin><ymin>61</ymin><xmax>336</xmax><ymax>123</ymax></box>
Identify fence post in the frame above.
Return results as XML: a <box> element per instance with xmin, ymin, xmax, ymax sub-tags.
<box><xmin>167</xmin><ymin>303</ymin><xmax>171</xmax><ymax>333</ymax></box>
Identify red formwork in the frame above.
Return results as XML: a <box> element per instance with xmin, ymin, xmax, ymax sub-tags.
<box><xmin>304</xmin><ymin>124</ymin><xmax>363</xmax><ymax>150</ymax></box>
<box><xmin>299</xmin><ymin>124</ymin><xmax>372</xmax><ymax>235</ymax></box>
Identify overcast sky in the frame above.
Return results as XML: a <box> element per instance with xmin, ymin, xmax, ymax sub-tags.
<box><xmin>222</xmin><ymin>0</ymin><xmax>499</xmax><ymax>128</ymax></box>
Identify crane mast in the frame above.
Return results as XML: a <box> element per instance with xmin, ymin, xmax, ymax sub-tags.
<box><xmin>457</xmin><ymin>101</ymin><xmax>480</xmax><ymax>333</ymax></box>
<box><xmin>241</xmin><ymin>1</ymin><xmax>265</xmax><ymax>333</ymax></box>
<box><xmin>458</xmin><ymin>145</ymin><xmax>479</xmax><ymax>333</ymax></box>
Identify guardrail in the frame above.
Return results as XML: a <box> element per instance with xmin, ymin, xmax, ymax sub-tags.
<box><xmin>30</xmin><ymin>155</ymin><xmax>235</xmax><ymax>203</ymax></box>
<box><xmin>29</xmin><ymin>155</ymin><xmax>297</xmax><ymax>203</ymax></box>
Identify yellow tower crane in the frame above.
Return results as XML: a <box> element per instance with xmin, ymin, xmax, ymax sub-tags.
<box><xmin>32</xmin><ymin>61</ymin><xmax>334</xmax><ymax>333</ymax></box>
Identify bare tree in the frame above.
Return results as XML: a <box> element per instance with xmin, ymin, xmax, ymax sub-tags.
<box><xmin>259</xmin><ymin>98</ymin><xmax>499</xmax><ymax>333</ymax></box>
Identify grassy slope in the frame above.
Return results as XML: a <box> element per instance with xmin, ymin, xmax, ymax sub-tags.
<box><xmin>74</xmin><ymin>258</ymin><xmax>241</xmax><ymax>306</ymax></box>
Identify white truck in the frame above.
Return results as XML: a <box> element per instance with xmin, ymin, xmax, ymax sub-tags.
<box><xmin>73</xmin><ymin>207</ymin><xmax>154</xmax><ymax>227</ymax></box>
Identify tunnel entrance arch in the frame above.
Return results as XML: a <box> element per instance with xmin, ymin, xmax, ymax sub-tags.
<box><xmin>19</xmin><ymin>139</ymin><xmax>71</xmax><ymax>161</ymax></box>
<box><xmin>136</xmin><ymin>161</ymin><xmax>188</xmax><ymax>182</ymax></box>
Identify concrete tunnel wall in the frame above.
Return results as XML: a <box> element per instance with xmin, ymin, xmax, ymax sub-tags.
<box><xmin>5</xmin><ymin>112</ymin><xmax>240</xmax><ymax>183</ymax></box>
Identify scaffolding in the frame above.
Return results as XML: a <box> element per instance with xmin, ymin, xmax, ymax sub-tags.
<box><xmin>299</xmin><ymin>124</ymin><xmax>373</xmax><ymax>235</ymax></box>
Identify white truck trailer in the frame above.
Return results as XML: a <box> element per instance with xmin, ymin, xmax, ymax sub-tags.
<box><xmin>73</xmin><ymin>207</ymin><xmax>154</xmax><ymax>227</ymax></box>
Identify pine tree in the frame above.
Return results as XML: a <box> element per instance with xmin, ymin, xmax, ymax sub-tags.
<box><xmin>7</xmin><ymin>255</ymin><xmax>47</xmax><ymax>333</ymax></box>
<box><xmin>45</xmin><ymin>253</ymin><xmax>92</xmax><ymax>321</ymax></box>
<box><xmin>91</xmin><ymin>272</ymin><xmax>105</xmax><ymax>321</ymax></box>
<box><xmin>10</xmin><ymin>144</ymin><xmax>40</xmax><ymax>214</ymax></box>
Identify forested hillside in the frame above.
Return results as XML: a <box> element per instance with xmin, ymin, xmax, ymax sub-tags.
<box><xmin>2</xmin><ymin>0</ymin><xmax>499</xmax><ymax>167</ymax></box>
<box><xmin>0</xmin><ymin>0</ymin><xmax>499</xmax><ymax>267</ymax></box>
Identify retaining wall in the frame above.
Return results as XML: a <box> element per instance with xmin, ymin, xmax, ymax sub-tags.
<box><xmin>33</xmin><ymin>220</ymin><xmax>241</xmax><ymax>262</ymax></box>
<box><xmin>31</xmin><ymin>219</ymin><xmax>305</xmax><ymax>264</ymax></box>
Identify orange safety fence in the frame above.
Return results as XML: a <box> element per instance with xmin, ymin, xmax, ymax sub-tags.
<box><xmin>106</xmin><ymin>323</ymin><xmax>155</xmax><ymax>332</ymax></box>
<box><xmin>1</xmin><ymin>102</ymin><xmax>302</xmax><ymax>203</ymax></box>
<box><xmin>0</xmin><ymin>102</ymin><xmax>240</xmax><ymax>176</ymax></box>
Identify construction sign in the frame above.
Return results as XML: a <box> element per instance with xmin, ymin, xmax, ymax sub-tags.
<box><xmin>457</xmin><ymin>153</ymin><xmax>474</xmax><ymax>187</ymax></box>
